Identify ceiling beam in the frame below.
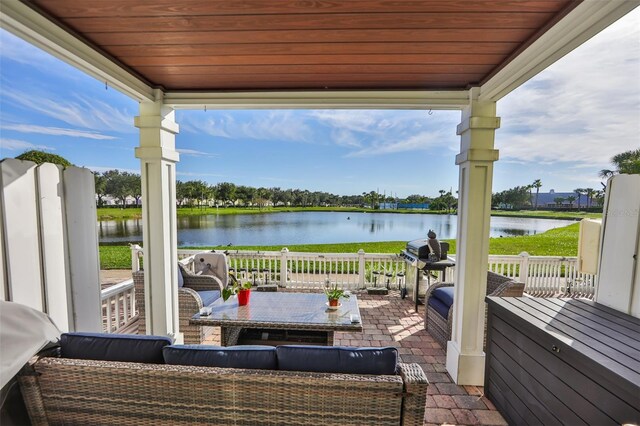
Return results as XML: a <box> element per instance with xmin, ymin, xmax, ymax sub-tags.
<box><xmin>480</xmin><ymin>0</ymin><xmax>639</xmax><ymax>102</ymax></box>
<box><xmin>163</xmin><ymin>90</ymin><xmax>470</xmax><ymax>110</ymax></box>
<box><xmin>0</xmin><ymin>0</ymin><xmax>155</xmax><ymax>102</ymax></box>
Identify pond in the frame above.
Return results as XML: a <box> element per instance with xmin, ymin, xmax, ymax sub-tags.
<box><xmin>98</xmin><ymin>211</ymin><xmax>575</xmax><ymax>246</ymax></box>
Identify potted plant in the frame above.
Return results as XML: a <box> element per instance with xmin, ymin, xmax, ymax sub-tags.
<box><xmin>324</xmin><ymin>279</ymin><xmax>349</xmax><ymax>309</ymax></box>
<box><xmin>222</xmin><ymin>272</ymin><xmax>252</xmax><ymax>306</ymax></box>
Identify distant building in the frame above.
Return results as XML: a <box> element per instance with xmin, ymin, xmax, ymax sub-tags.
<box><xmin>379</xmin><ymin>202</ymin><xmax>398</xmax><ymax>209</ymax></box>
<box><xmin>97</xmin><ymin>195</ymin><xmax>140</xmax><ymax>206</ymax></box>
<box><xmin>397</xmin><ymin>202</ymin><xmax>430</xmax><ymax>210</ymax></box>
<box><xmin>530</xmin><ymin>189</ymin><xmax>593</xmax><ymax>208</ymax></box>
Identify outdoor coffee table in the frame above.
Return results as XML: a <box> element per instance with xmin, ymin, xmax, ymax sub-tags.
<box><xmin>190</xmin><ymin>292</ymin><xmax>363</xmax><ymax>346</ymax></box>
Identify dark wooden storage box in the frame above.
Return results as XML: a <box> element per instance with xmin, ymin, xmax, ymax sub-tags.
<box><xmin>485</xmin><ymin>297</ymin><xmax>640</xmax><ymax>425</ymax></box>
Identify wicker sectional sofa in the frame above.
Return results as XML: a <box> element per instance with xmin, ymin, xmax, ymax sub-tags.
<box><xmin>18</xmin><ymin>333</ymin><xmax>429</xmax><ymax>426</ymax></box>
<box><xmin>425</xmin><ymin>271</ymin><xmax>525</xmax><ymax>350</ymax></box>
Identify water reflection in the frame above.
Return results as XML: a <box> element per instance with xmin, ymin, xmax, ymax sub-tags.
<box><xmin>98</xmin><ymin>212</ymin><xmax>575</xmax><ymax>247</ymax></box>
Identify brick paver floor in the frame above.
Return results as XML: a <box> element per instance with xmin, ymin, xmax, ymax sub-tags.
<box><xmin>201</xmin><ymin>290</ymin><xmax>506</xmax><ymax>425</ymax></box>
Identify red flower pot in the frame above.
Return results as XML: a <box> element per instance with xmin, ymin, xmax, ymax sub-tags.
<box><xmin>328</xmin><ymin>298</ymin><xmax>339</xmax><ymax>307</ymax></box>
<box><xmin>238</xmin><ymin>289</ymin><xmax>251</xmax><ymax>306</ymax></box>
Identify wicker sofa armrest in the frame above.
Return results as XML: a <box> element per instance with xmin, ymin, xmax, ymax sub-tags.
<box><xmin>397</xmin><ymin>363</ymin><xmax>429</xmax><ymax>426</ymax></box>
<box><xmin>18</xmin><ymin>356</ymin><xmax>53</xmax><ymax>426</ymax></box>
<box><xmin>178</xmin><ymin>286</ymin><xmax>204</xmax><ymax>311</ymax></box>
<box><xmin>183</xmin><ymin>274</ymin><xmax>224</xmax><ymax>292</ymax></box>
<box><xmin>425</xmin><ymin>282</ymin><xmax>453</xmax><ymax>300</ymax></box>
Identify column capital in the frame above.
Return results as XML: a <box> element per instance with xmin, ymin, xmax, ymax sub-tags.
<box><xmin>455</xmin><ymin>149</ymin><xmax>499</xmax><ymax>165</ymax></box>
<box><xmin>456</xmin><ymin>116</ymin><xmax>501</xmax><ymax>135</ymax></box>
<box><xmin>134</xmin><ymin>116</ymin><xmax>179</xmax><ymax>134</ymax></box>
<box><xmin>135</xmin><ymin>146</ymin><xmax>180</xmax><ymax>162</ymax></box>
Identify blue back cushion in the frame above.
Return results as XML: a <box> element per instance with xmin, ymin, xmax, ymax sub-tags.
<box><xmin>277</xmin><ymin>346</ymin><xmax>397</xmax><ymax>375</ymax></box>
<box><xmin>163</xmin><ymin>345</ymin><xmax>277</xmax><ymax>370</ymax></box>
<box><xmin>177</xmin><ymin>267</ymin><xmax>185</xmax><ymax>288</ymax></box>
<box><xmin>197</xmin><ymin>290</ymin><xmax>220</xmax><ymax>307</ymax></box>
<box><xmin>428</xmin><ymin>296</ymin><xmax>451</xmax><ymax>319</ymax></box>
<box><xmin>432</xmin><ymin>286</ymin><xmax>454</xmax><ymax>308</ymax></box>
<box><xmin>60</xmin><ymin>332</ymin><xmax>172</xmax><ymax>364</ymax></box>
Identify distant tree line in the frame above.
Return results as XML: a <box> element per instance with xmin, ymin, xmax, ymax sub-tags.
<box><xmin>94</xmin><ymin>172</ymin><xmax>451</xmax><ymax>209</ymax></box>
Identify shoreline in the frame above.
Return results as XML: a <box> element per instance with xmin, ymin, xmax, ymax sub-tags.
<box><xmin>100</xmin><ymin>223</ymin><xmax>582</xmax><ymax>269</ymax></box>
<box><xmin>97</xmin><ymin>206</ymin><xmax>602</xmax><ymax>221</ymax></box>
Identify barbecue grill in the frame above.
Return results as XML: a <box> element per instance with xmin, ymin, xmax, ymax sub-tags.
<box><xmin>400</xmin><ymin>238</ymin><xmax>453</xmax><ymax>312</ymax></box>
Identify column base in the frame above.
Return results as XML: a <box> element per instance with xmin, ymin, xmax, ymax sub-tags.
<box><xmin>171</xmin><ymin>331</ymin><xmax>184</xmax><ymax>345</ymax></box>
<box><xmin>446</xmin><ymin>341</ymin><xmax>485</xmax><ymax>385</ymax></box>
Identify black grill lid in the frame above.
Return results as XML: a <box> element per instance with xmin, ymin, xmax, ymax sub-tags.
<box><xmin>406</xmin><ymin>238</ymin><xmax>450</xmax><ymax>260</ymax></box>
<box><xmin>406</xmin><ymin>239</ymin><xmax>430</xmax><ymax>258</ymax></box>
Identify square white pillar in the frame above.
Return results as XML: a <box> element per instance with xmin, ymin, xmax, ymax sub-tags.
<box><xmin>446</xmin><ymin>89</ymin><xmax>500</xmax><ymax>385</ymax></box>
<box><xmin>134</xmin><ymin>91</ymin><xmax>182</xmax><ymax>343</ymax></box>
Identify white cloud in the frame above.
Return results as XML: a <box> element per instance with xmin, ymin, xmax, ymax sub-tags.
<box><xmin>0</xmin><ymin>138</ymin><xmax>55</xmax><ymax>152</ymax></box>
<box><xmin>176</xmin><ymin>148</ymin><xmax>218</xmax><ymax>157</ymax></box>
<box><xmin>1</xmin><ymin>123</ymin><xmax>116</xmax><ymax>140</ymax></box>
<box><xmin>497</xmin><ymin>8</ymin><xmax>640</xmax><ymax>168</ymax></box>
<box><xmin>2</xmin><ymin>86</ymin><xmax>134</xmax><ymax>133</ymax></box>
<box><xmin>345</xmin><ymin>129</ymin><xmax>455</xmax><ymax>157</ymax></box>
<box><xmin>0</xmin><ymin>31</ymin><xmax>73</xmax><ymax>78</ymax></box>
<box><xmin>182</xmin><ymin>111</ymin><xmax>314</xmax><ymax>143</ymax></box>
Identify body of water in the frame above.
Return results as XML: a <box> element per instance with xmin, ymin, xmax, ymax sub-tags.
<box><xmin>98</xmin><ymin>211</ymin><xmax>575</xmax><ymax>246</ymax></box>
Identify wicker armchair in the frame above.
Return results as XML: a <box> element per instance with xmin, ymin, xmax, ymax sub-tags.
<box><xmin>134</xmin><ymin>264</ymin><xmax>224</xmax><ymax>344</ymax></box>
<box><xmin>425</xmin><ymin>270</ymin><xmax>524</xmax><ymax>351</ymax></box>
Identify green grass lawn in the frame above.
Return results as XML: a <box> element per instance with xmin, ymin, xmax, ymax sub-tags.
<box><xmin>97</xmin><ymin>206</ymin><xmax>601</xmax><ymax>221</ymax></box>
<box><xmin>99</xmin><ymin>223</ymin><xmax>581</xmax><ymax>269</ymax></box>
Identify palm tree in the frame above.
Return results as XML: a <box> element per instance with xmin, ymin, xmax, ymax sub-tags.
<box><xmin>553</xmin><ymin>197</ymin><xmax>565</xmax><ymax>208</ymax></box>
<box><xmin>526</xmin><ymin>184</ymin><xmax>533</xmax><ymax>207</ymax></box>
<box><xmin>566</xmin><ymin>195</ymin><xmax>576</xmax><ymax>208</ymax></box>
<box><xmin>599</xmin><ymin>149</ymin><xmax>640</xmax><ymax>179</ymax></box>
<box><xmin>585</xmin><ymin>188</ymin><xmax>595</xmax><ymax>208</ymax></box>
<box><xmin>532</xmin><ymin>179</ymin><xmax>542</xmax><ymax>210</ymax></box>
<box><xmin>573</xmin><ymin>188</ymin><xmax>583</xmax><ymax>209</ymax></box>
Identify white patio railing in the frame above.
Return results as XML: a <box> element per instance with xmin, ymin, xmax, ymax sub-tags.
<box><xmin>176</xmin><ymin>248</ymin><xmax>596</xmax><ymax>297</ymax></box>
<box><xmin>178</xmin><ymin>248</ymin><xmax>407</xmax><ymax>290</ymax></box>
<box><xmin>100</xmin><ymin>247</ymin><xmax>597</xmax><ymax>333</ymax></box>
<box><xmin>101</xmin><ymin>279</ymin><xmax>136</xmax><ymax>333</ymax></box>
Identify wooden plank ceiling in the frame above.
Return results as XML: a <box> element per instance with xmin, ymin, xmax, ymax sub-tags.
<box><xmin>28</xmin><ymin>0</ymin><xmax>578</xmax><ymax>91</ymax></box>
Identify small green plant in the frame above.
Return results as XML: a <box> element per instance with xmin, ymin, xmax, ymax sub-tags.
<box><xmin>324</xmin><ymin>278</ymin><xmax>349</xmax><ymax>302</ymax></box>
<box><xmin>222</xmin><ymin>272</ymin><xmax>252</xmax><ymax>301</ymax></box>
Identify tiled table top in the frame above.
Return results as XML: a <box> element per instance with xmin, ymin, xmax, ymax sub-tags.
<box><xmin>191</xmin><ymin>292</ymin><xmax>363</xmax><ymax>332</ymax></box>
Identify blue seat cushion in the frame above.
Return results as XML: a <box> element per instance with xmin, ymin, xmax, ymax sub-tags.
<box><xmin>432</xmin><ymin>286</ymin><xmax>454</xmax><ymax>308</ymax></box>
<box><xmin>60</xmin><ymin>332</ymin><xmax>172</xmax><ymax>364</ymax></box>
<box><xmin>163</xmin><ymin>345</ymin><xmax>277</xmax><ymax>370</ymax></box>
<box><xmin>428</xmin><ymin>297</ymin><xmax>450</xmax><ymax>319</ymax></box>
<box><xmin>277</xmin><ymin>345</ymin><xmax>397</xmax><ymax>375</ymax></box>
<box><xmin>197</xmin><ymin>290</ymin><xmax>220</xmax><ymax>306</ymax></box>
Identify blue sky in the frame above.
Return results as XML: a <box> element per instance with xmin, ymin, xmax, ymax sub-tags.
<box><xmin>1</xmin><ymin>9</ymin><xmax>638</xmax><ymax>198</ymax></box>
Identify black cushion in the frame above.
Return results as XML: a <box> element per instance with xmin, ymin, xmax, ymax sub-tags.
<box><xmin>276</xmin><ymin>345</ymin><xmax>397</xmax><ymax>375</ymax></box>
<box><xmin>428</xmin><ymin>296</ymin><xmax>450</xmax><ymax>319</ymax></box>
<box><xmin>432</xmin><ymin>286</ymin><xmax>454</xmax><ymax>308</ymax></box>
<box><xmin>163</xmin><ymin>345</ymin><xmax>277</xmax><ymax>370</ymax></box>
<box><xmin>197</xmin><ymin>290</ymin><xmax>220</xmax><ymax>306</ymax></box>
<box><xmin>60</xmin><ymin>332</ymin><xmax>172</xmax><ymax>364</ymax></box>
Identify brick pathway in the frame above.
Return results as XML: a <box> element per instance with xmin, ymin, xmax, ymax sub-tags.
<box><xmin>202</xmin><ymin>290</ymin><xmax>506</xmax><ymax>425</ymax></box>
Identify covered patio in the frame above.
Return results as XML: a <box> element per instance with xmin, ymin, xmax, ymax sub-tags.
<box><xmin>1</xmin><ymin>1</ymin><xmax>639</xmax><ymax>424</ymax></box>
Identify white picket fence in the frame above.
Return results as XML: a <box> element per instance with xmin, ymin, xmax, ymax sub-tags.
<box><xmin>101</xmin><ymin>280</ymin><xmax>136</xmax><ymax>333</ymax></box>
<box><xmin>101</xmin><ymin>247</ymin><xmax>596</xmax><ymax>332</ymax></box>
<box><xmin>180</xmin><ymin>248</ymin><xmax>406</xmax><ymax>290</ymax></box>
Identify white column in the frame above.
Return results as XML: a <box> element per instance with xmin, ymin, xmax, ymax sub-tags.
<box><xmin>134</xmin><ymin>90</ymin><xmax>182</xmax><ymax>342</ymax></box>
<box><xmin>446</xmin><ymin>88</ymin><xmax>500</xmax><ymax>385</ymax></box>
